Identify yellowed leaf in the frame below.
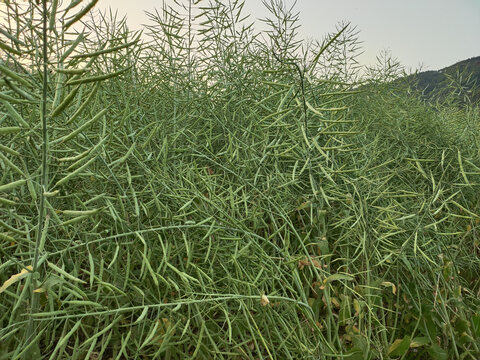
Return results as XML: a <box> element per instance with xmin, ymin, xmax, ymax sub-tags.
<box><xmin>296</xmin><ymin>201</ymin><xmax>311</xmax><ymax>211</ymax></box>
<box><xmin>152</xmin><ymin>318</ymin><xmax>174</xmax><ymax>345</ymax></box>
<box><xmin>353</xmin><ymin>299</ymin><xmax>361</xmax><ymax>316</ymax></box>
<box><xmin>260</xmin><ymin>294</ymin><xmax>270</xmax><ymax>306</ymax></box>
<box><xmin>331</xmin><ymin>297</ymin><xmax>340</xmax><ymax>308</ymax></box>
<box><xmin>388</xmin><ymin>336</ymin><xmax>411</xmax><ymax>357</ymax></box>
<box><xmin>381</xmin><ymin>281</ymin><xmax>397</xmax><ymax>295</ymax></box>
<box><xmin>298</xmin><ymin>258</ymin><xmax>309</xmax><ymax>270</ymax></box>
<box><xmin>410</xmin><ymin>337</ymin><xmax>429</xmax><ymax>348</ymax></box>
<box><xmin>0</xmin><ymin>266</ymin><xmax>32</xmax><ymax>294</ymax></box>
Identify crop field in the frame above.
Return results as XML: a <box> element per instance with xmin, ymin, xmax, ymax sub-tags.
<box><xmin>0</xmin><ymin>1</ymin><xmax>479</xmax><ymax>359</ymax></box>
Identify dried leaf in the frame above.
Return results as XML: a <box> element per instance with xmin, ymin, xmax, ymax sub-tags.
<box><xmin>260</xmin><ymin>294</ymin><xmax>270</xmax><ymax>306</ymax></box>
<box><xmin>331</xmin><ymin>297</ymin><xmax>340</xmax><ymax>308</ymax></box>
<box><xmin>353</xmin><ymin>299</ymin><xmax>361</xmax><ymax>316</ymax></box>
<box><xmin>152</xmin><ymin>318</ymin><xmax>174</xmax><ymax>345</ymax></box>
<box><xmin>381</xmin><ymin>281</ymin><xmax>397</xmax><ymax>295</ymax></box>
<box><xmin>0</xmin><ymin>265</ymin><xmax>32</xmax><ymax>294</ymax></box>
<box><xmin>298</xmin><ymin>258</ymin><xmax>309</xmax><ymax>270</ymax></box>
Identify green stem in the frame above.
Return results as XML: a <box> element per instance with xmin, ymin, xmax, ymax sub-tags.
<box><xmin>25</xmin><ymin>0</ymin><xmax>49</xmax><ymax>353</ymax></box>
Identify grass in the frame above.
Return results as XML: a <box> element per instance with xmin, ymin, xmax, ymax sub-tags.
<box><xmin>0</xmin><ymin>0</ymin><xmax>479</xmax><ymax>359</ymax></box>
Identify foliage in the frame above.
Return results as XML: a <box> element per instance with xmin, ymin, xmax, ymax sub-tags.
<box><xmin>406</xmin><ymin>56</ymin><xmax>480</xmax><ymax>105</ymax></box>
<box><xmin>0</xmin><ymin>1</ymin><xmax>479</xmax><ymax>359</ymax></box>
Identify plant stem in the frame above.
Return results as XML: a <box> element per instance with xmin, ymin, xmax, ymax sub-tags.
<box><xmin>25</xmin><ymin>0</ymin><xmax>49</xmax><ymax>352</ymax></box>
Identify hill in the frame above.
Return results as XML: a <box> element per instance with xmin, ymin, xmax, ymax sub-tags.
<box><xmin>408</xmin><ymin>56</ymin><xmax>480</xmax><ymax>103</ymax></box>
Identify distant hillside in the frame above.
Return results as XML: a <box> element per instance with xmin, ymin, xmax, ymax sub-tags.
<box><xmin>408</xmin><ymin>56</ymin><xmax>480</xmax><ymax>104</ymax></box>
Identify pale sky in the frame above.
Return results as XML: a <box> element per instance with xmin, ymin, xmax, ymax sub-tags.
<box><xmin>98</xmin><ymin>0</ymin><xmax>480</xmax><ymax>71</ymax></box>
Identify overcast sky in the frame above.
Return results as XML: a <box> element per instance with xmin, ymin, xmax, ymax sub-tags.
<box><xmin>98</xmin><ymin>0</ymin><xmax>480</xmax><ymax>71</ymax></box>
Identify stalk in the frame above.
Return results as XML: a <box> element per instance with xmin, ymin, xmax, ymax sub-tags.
<box><xmin>25</xmin><ymin>0</ymin><xmax>49</xmax><ymax>352</ymax></box>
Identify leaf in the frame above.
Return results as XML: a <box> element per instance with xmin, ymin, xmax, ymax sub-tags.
<box><xmin>472</xmin><ymin>314</ymin><xmax>480</xmax><ymax>338</ymax></box>
<box><xmin>260</xmin><ymin>294</ymin><xmax>270</xmax><ymax>306</ymax></box>
<box><xmin>353</xmin><ymin>299</ymin><xmax>362</xmax><ymax>316</ymax></box>
<box><xmin>459</xmin><ymin>332</ymin><xmax>474</xmax><ymax>345</ymax></box>
<box><xmin>339</xmin><ymin>295</ymin><xmax>351</xmax><ymax>326</ymax></box>
<box><xmin>344</xmin><ymin>348</ymin><xmax>363</xmax><ymax>360</ymax></box>
<box><xmin>0</xmin><ymin>265</ymin><xmax>32</xmax><ymax>294</ymax></box>
<box><xmin>388</xmin><ymin>336</ymin><xmax>411</xmax><ymax>357</ymax></box>
<box><xmin>427</xmin><ymin>344</ymin><xmax>447</xmax><ymax>360</ymax></box>
<box><xmin>295</xmin><ymin>201</ymin><xmax>311</xmax><ymax>211</ymax></box>
<box><xmin>298</xmin><ymin>258</ymin><xmax>309</xmax><ymax>270</ymax></box>
<box><xmin>152</xmin><ymin>318</ymin><xmax>174</xmax><ymax>345</ymax></box>
<box><xmin>454</xmin><ymin>318</ymin><xmax>470</xmax><ymax>334</ymax></box>
<box><xmin>381</xmin><ymin>281</ymin><xmax>397</xmax><ymax>295</ymax></box>
<box><xmin>323</xmin><ymin>273</ymin><xmax>354</xmax><ymax>284</ymax></box>
<box><xmin>34</xmin><ymin>275</ymin><xmax>66</xmax><ymax>293</ymax></box>
<box><xmin>421</xmin><ymin>313</ymin><xmax>438</xmax><ymax>339</ymax></box>
<box><xmin>410</xmin><ymin>337</ymin><xmax>429</xmax><ymax>348</ymax></box>
<box><xmin>331</xmin><ymin>297</ymin><xmax>340</xmax><ymax>309</ymax></box>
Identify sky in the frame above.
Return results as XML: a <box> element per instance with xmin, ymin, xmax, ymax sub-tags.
<box><xmin>98</xmin><ymin>0</ymin><xmax>480</xmax><ymax>71</ymax></box>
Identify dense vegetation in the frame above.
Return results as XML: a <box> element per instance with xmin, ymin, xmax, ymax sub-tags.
<box><xmin>405</xmin><ymin>56</ymin><xmax>480</xmax><ymax>104</ymax></box>
<box><xmin>0</xmin><ymin>1</ymin><xmax>479</xmax><ymax>359</ymax></box>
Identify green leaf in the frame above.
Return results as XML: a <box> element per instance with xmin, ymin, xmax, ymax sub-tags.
<box><xmin>454</xmin><ymin>318</ymin><xmax>470</xmax><ymax>334</ymax></box>
<box><xmin>421</xmin><ymin>313</ymin><xmax>438</xmax><ymax>340</ymax></box>
<box><xmin>471</xmin><ymin>315</ymin><xmax>480</xmax><ymax>338</ymax></box>
<box><xmin>427</xmin><ymin>344</ymin><xmax>448</xmax><ymax>360</ymax></box>
<box><xmin>388</xmin><ymin>336</ymin><xmax>411</xmax><ymax>357</ymax></box>
<box><xmin>34</xmin><ymin>275</ymin><xmax>66</xmax><ymax>293</ymax></box>
<box><xmin>339</xmin><ymin>294</ymin><xmax>351</xmax><ymax>326</ymax></box>
<box><xmin>410</xmin><ymin>337</ymin><xmax>430</xmax><ymax>348</ymax></box>
<box><xmin>344</xmin><ymin>348</ymin><xmax>364</xmax><ymax>360</ymax></box>
<box><xmin>324</xmin><ymin>273</ymin><xmax>355</xmax><ymax>284</ymax></box>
